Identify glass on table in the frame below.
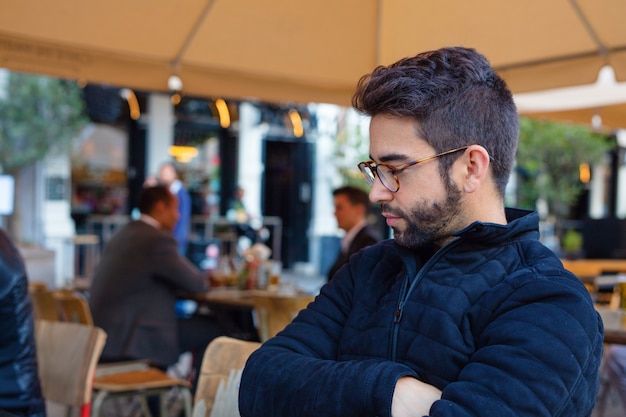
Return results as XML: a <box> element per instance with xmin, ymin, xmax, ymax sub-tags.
<box><xmin>266</xmin><ymin>261</ymin><xmax>282</xmax><ymax>291</ymax></box>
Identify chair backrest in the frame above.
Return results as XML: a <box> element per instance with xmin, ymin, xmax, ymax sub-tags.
<box><xmin>35</xmin><ymin>320</ymin><xmax>107</xmax><ymax>408</ymax></box>
<box><xmin>252</xmin><ymin>292</ymin><xmax>314</xmax><ymax>342</ymax></box>
<box><xmin>193</xmin><ymin>336</ymin><xmax>261</xmax><ymax>417</ymax></box>
<box><xmin>29</xmin><ymin>289</ymin><xmax>61</xmax><ymax>322</ymax></box>
<box><xmin>54</xmin><ymin>290</ymin><xmax>94</xmax><ymax>325</ymax></box>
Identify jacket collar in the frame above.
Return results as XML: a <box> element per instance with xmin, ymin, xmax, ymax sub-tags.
<box><xmin>392</xmin><ymin>208</ymin><xmax>539</xmax><ymax>278</ymax></box>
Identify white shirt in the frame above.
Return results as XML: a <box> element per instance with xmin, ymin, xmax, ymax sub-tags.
<box><xmin>341</xmin><ymin>219</ymin><xmax>368</xmax><ymax>253</ymax></box>
<box><xmin>140</xmin><ymin>213</ymin><xmax>161</xmax><ymax>229</ymax></box>
<box><xmin>169</xmin><ymin>179</ymin><xmax>182</xmax><ymax>195</ymax></box>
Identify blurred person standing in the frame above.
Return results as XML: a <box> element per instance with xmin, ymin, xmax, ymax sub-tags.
<box><xmin>158</xmin><ymin>162</ymin><xmax>191</xmax><ymax>255</ymax></box>
<box><xmin>327</xmin><ymin>185</ymin><xmax>382</xmax><ymax>280</ymax></box>
<box><xmin>0</xmin><ymin>228</ymin><xmax>45</xmax><ymax>417</ymax></box>
<box><xmin>596</xmin><ymin>344</ymin><xmax>626</xmax><ymax>416</ymax></box>
<box><xmin>227</xmin><ymin>186</ymin><xmax>260</xmax><ymax>246</ymax></box>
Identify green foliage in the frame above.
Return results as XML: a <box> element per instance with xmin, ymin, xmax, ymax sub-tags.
<box><xmin>561</xmin><ymin>228</ymin><xmax>583</xmax><ymax>253</ymax></box>
<box><xmin>0</xmin><ymin>72</ymin><xmax>88</xmax><ymax>173</ymax></box>
<box><xmin>333</xmin><ymin>112</ymin><xmax>370</xmax><ymax>191</ymax></box>
<box><xmin>516</xmin><ymin>117</ymin><xmax>615</xmax><ymax>218</ymax></box>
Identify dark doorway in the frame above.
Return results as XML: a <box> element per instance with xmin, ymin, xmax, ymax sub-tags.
<box><xmin>262</xmin><ymin>139</ymin><xmax>314</xmax><ymax>269</ymax></box>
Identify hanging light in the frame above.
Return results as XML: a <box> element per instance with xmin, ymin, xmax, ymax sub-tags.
<box><xmin>168</xmin><ymin>75</ymin><xmax>183</xmax><ymax>91</ymax></box>
<box><xmin>119</xmin><ymin>88</ymin><xmax>140</xmax><ymax>120</ymax></box>
<box><xmin>168</xmin><ymin>74</ymin><xmax>183</xmax><ymax>105</ymax></box>
<box><xmin>579</xmin><ymin>163</ymin><xmax>591</xmax><ymax>184</ymax></box>
<box><xmin>591</xmin><ymin>113</ymin><xmax>603</xmax><ymax>131</ymax></box>
<box><xmin>288</xmin><ymin>109</ymin><xmax>304</xmax><ymax>138</ymax></box>
<box><xmin>168</xmin><ymin>145</ymin><xmax>198</xmax><ymax>163</ymax></box>
<box><xmin>170</xmin><ymin>92</ymin><xmax>182</xmax><ymax>105</ymax></box>
<box><xmin>214</xmin><ymin>98</ymin><xmax>231</xmax><ymax>128</ymax></box>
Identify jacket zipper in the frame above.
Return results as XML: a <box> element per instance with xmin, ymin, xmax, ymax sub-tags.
<box><xmin>389</xmin><ymin>240</ymin><xmax>461</xmax><ymax>362</ymax></box>
<box><xmin>390</xmin><ymin>278</ymin><xmax>409</xmax><ymax>361</ymax></box>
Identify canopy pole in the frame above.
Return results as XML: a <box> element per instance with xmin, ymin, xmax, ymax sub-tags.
<box><xmin>170</xmin><ymin>0</ymin><xmax>217</xmax><ymax>71</ymax></box>
<box><xmin>569</xmin><ymin>0</ymin><xmax>608</xmax><ymax>60</ymax></box>
<box><xmin>374</xmin><ymin>0</ymin><xmax>383</xmax><ymax>66</ymax></box>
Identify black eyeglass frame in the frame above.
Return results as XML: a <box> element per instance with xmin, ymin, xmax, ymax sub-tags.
<box><xmin>358</xmin><ymin>146</ymin><xmax>472</xmax><ymax>193</ymax></box>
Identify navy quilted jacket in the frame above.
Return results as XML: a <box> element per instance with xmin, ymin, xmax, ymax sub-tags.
<box><xmin>239</xmin><ymin>209</ymin><xmax>604</xmax><ymax>417</ymax></box>
<box><xmin>0</xmin><ymin>229</ymin><xmax>45</xmax><ymax>417</ymax></box>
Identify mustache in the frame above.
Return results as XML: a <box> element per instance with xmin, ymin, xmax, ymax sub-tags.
<box><xmin>380</xmin><ymin>204</ymin><xmax>404</xmax><ymax>218</ymax></box>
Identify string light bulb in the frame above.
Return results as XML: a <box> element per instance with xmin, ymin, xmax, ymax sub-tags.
<box><xmin>289</xmin><ymin>109</ymin><xmax>304</xmax><ymax>138</ymax></box>
<box><xmin>214</xmin><ymin>98</ymin><xmax>231</xmax><ymax>128</ymax></box>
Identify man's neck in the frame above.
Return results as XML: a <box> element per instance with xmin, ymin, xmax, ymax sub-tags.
<box><xmin>139</xmin><ymin>213</ymin><xmax>161</xmax><ymax>229</ymax></box>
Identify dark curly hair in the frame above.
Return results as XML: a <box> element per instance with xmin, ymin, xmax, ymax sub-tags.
<box><xmin>352</xmin><ymin>46</ymin><xmax>518</xmax><ymax>197</ymax></box>
<box><xmin>137</xmin><ymin>185</ymin><xmax>173</xmax><ymax>214</ymax></box>
<box><xmin>332</xmin><ymin>185</ymin><xmax>370</xmax><ymax>208</ymax></box>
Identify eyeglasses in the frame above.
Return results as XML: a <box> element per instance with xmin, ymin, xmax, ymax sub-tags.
<box><xmin>358</xmin><ymin>146</ymin><xmax>470</xmax><ymax>192</ymax></box>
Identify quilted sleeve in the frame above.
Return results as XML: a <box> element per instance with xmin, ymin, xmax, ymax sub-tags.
<box><xmin>431</xmin><ymin>273</ymin><xmax>604</xmax><ymax>417</ymax></box>
<box><xmin>239</xmin><ymin>255</ymin><xmax>414</xmax><ymax>417</ymax></box>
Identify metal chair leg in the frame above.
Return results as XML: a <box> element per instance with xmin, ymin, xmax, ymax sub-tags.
<box><xmin>181</xmin><ymin>387</ymin><xmax>193</xmax><ymax>417</ymax></box>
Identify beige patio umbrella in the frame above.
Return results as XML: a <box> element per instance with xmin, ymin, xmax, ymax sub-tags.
<box><xmin>515</xmin><ymin>65</ymin><xmax>626</xmax><ymax>130</ymax></box>
<box><xmin>522</xmin><ymin>104</ymin><xmax>626</xmax><ymax>131</ymax></box>
<box><xmin>1</xmin><ymin>0</ymin><xmax>625</xmax><ymax>107</ymax></box>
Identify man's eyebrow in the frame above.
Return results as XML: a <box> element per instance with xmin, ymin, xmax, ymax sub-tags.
<box><xmin>370</xmin><ymin>153</ymin><xmax>408</xmax><ymax>163</ymax></box>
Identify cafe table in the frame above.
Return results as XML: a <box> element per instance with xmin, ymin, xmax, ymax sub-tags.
<box><xmin>561</xmin><ymin>259</ymin><xmax>626</xmax><ymax>279</ymax></box>
<box><xmin>180</xmin><ymin>287</ymin><xmax>317</xmax><ymax>341</ymax></box>
<box><xmin>596</xmin><ymin>305</ymin><xmax>626</xmax><ymax>345</ymax></box>
<box><xmin>182</xmin><ymin>287</ymin><xmax>316</xmax><ymax>308</ymax></box>
<box><xmin>184</xmin><ymin>287</ymin><xmax>256</xmax><ymax>309</ymax></box>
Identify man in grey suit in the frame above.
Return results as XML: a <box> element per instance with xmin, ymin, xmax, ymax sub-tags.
<box><xmin>327</xmin><ymin>186</ymin><xmax>383</xmax><ymax>280</ymax></box>
<box><xmin>89</xmin><ymin>185</ymin><xmax>221</xmax><ymax>370</ymax></box>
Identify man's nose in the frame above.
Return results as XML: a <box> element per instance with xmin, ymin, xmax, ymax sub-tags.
<box><xmin>369</xmin><ymin>180</ymin><xmax>393</xmax><ymax>203</ymax></box>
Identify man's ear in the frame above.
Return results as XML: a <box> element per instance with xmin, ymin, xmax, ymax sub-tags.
<box><xmin>461</xmin><ymin>145</ymin><xmax>491</xmax><ymax>193</ymax></box>
<box><xmin>151</xmin><ymin>200</ymin><xmax>166</xmax><ymax>217</ymax></box>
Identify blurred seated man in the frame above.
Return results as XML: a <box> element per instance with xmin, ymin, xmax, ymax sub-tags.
<box><xmin>596</xmin><ymin>344</ymin><xmax>626</xmax><ymax>415</ymax></box>
<box><xmin>327</xmin><ymin>185</ymin><xmax>382</xmax><ymax>280</ymax></box>
<box><xmin>89</xmin><ymin>185</ymin><xmax>224</xmax><ymax>373</ymax></box>
<box><xmin>0</xmin><ymin>228</ymin><xmax>45</xmax><ymax>417</ymax></box>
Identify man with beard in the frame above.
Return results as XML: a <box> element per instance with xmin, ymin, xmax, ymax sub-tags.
<box><xmin>239</xmin><ymin>47</ymin><xmax>603</xmax><ymax>417</ymax></box>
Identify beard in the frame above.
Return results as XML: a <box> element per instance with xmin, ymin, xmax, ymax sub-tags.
<box><xmin>383</xmin><ymin>178</ymin><xmax>463</xmax><ymax>250</ymax></box>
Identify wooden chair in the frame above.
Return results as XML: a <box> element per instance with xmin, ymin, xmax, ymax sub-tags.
<box><xmin>29</xmin><ymin>289</ymin><xmax>61</xmax><ymax>322</ymax></box>
<box><xmin>51</xmin><ymin>290</ymin><xmax>193</xmax><ymax>416</ymax></box>
<box><xmin>35</xmin><ymin>320</ymin><xmax>107</xmax><ymax>417</ymax></box>
<box><xmin>91</xmin><ymin>361</ymin><xmax>193</xmax><ymax>417</ymax></box>
<box><xmin>193</xmin><ymin>336</ymin><xmax>261</xmax><ymax>417</ymax></box>
<box><xmin>251</xmin><ymin>292</ymin><xmax>314</xmax><ymax>342</ymax></box>
<box><xmin>53</xmin><ymin>290</ymin><xmax>93</xmax><ymax>324</ymax></box>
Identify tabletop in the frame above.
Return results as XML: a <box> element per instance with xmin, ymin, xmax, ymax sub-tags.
<box><xmin>562</xmin><ymin>259</ymin><xmax>626</xmax><ymax>279</ymax></box>
<box><xmin>182</xmin><ymin>288</ymin><xmax>255</xmax><ymax>308</ymax></box>
<box><xmin>596</xmin><ymin>305</ymin><xmax>626</xmax><ymax>345</ymax></box>
<box><xmin>181</xmin><ymin>287</ymin><xmax>316</xmax><ymax>309</ymax></box>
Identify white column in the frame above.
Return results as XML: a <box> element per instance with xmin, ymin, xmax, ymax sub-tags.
<box><xmin>146</xmin><ymin>94</ymin><xmax>175</xmax><ymax>177</ymax></box>
<box><xmin>237</xmin><ymin>102</ymin><xmax>267</xmax><ymax>219</ymax></box>
<box><xmin>311</xmin><ymin>104</ymin><xmax>342</xmax><ymax>236</ymax></box>
<box><xmin>589</xmin><ymin>160</ymin><xmax>608</xmax><ymax>219</ymax></box>
<box><xmin>309</xmin><ymin>103</ymin><xmax>342</xmax><ymax>276</ymax></box>
<box><xmin>41</xmin><ymin>149</ymin><xmax>76</xmax><ymax>286</ymax></box>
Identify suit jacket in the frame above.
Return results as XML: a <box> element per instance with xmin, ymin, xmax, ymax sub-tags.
<box><xmin>89</xmin><ymin>220</ymin><xmax>207</xmax><ymax>368</ymax></box>
<box><xmin>327</xmin><ymin>224</ymin><xmax>381</xmax><ymax>280</ymax></box>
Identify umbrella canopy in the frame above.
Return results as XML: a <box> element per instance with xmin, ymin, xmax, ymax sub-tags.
<box><xmin>1</xmin><ymin>0</ymin><xmax>626</xmax><ymax>106</ymax></box>
<box><xmin>516</xmin><ymin>65</ymin><xmax>626</xmax><ymax>130</ymax></box>
<box><xmin>521</xmin><ymin>104</ymin><xmax>626</xmax><ymax>131</ymax></box>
